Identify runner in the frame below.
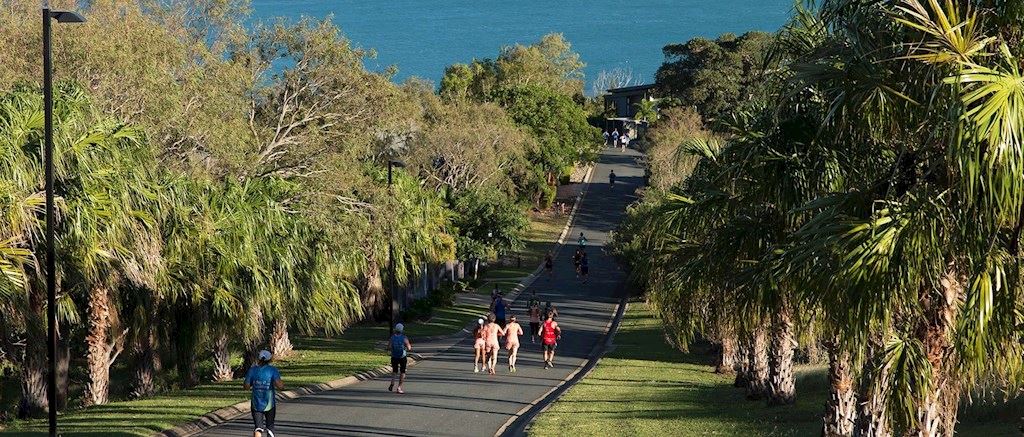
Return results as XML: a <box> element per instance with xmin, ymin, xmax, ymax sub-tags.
<box><xmin>244</xmin><ymin>350</ymin><xmax>284</xmax><ymax>437</ymax></box>
<box><xmin>621</xmin><ymin>134</ymin><xmax>630</xmax><ymax>151</ymax></box>
<box><xmin>609</xmin><ymin>170</ymin><xmax>617</xmax><ymax>188</ymax></box>
<box><xmin>387</xmin><ymin>323</ymin><xmax>412</xmax><ymax>394</ymax></box>
<box><xmin>541</xmin><ymin>311</ymin><xmax>562</xmax><ymax>369</ymax></box>
<box><xmin>484</xmin><ymin>313</ymin><xmax>506</xmax><ymax>375</ymax></box>
<box><xmin>505</xmin><ymin>315</ymin><xmax>524</xmax><ymax>372</ymax></box>
<box><xmin>491</xmin><ymin>291</ymin><xmax>508</xmax><ymax>328</ymax></box>
<box><xmin>544</xmin><ymin>301</ymin><xmax>559</xmax><ymax>320</ymax></box>
<box><xmin>572</xmin><ymin>247</ymin><xmax>584</xmax><ymax>278</ymax></box>
<box><xmin>473</xmin><ymin>318</ymin><xmax>486</xmax><ymax>373</ymax></box>
<box><xmin>528</xmin><ymin>298</ymin><xmax>542</xmax><ymax>343</ymax></box>
<box><xmin>602</xmin><ymin>130</ymin><xmax>610</xmax><ymax>145</ymax></box>
<box><xmin>579</xmin><ymin>251</ymin><xmax>590</xmax><ymax>283</ymax></box>
<box><xmin>544</xmin><ymin>252</ymin><xmax>554</xmax><ymax>279</ymax></box>
<box><xmin>611</xmin><ymin>129</ymin><xmax>620</xmax><ymax>147</ymax></box>
<box><xmin>578</xmin><ymin>232</ymin><xmax>587</xmax><ymax>248</ymax></box>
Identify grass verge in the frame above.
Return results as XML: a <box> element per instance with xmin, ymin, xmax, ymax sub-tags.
<box><xmin>0</xmin><ymin>303</ymin><xmax>483</xmax><ymax>437</ymax></box>
<box><xmin>530</xmin><ymin>303</ymin><xmax>1022</xmax><ymax>437</ymax></box>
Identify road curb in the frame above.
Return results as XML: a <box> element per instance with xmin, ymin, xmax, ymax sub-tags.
<box><xmin>495</xmin><ymin>298</ymin><xmax>629</xmax><ymax>437</ymax></box>
<box><xmin>154</xmin><ymin>352</ymin><xmax>426</xmax><ymax>437</ymax></box>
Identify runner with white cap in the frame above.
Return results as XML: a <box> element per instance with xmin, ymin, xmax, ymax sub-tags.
<box><xmin>388</xmin><ymin>323</ymin><xmax>412</xmax><ymax>394</ymax></box>
<box><xmin>473</xmin><ymin>318</ymin><xmax>487</xmax><ymax>373</ymax></box>
<box><xmin>244</xmin><ymin>349</ymin><xmax>284</xmax><ymax>437</ymax></box>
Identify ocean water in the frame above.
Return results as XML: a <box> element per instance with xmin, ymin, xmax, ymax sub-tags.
<box><xmin>250</xmin><ymin>0</ymin><xmax>794</xmax><ymax>92</ymax></box>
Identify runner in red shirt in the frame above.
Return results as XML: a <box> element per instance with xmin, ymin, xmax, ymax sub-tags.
<box><xmin>541</xmin><ymin>311</ymin><xmax>562</xmax><ymax>369</ymax></box>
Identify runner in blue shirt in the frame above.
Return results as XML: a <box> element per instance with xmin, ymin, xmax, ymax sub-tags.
<box><xmin>244</xmin><ymin>350</ymin><xmax>284</xmax><ymax>437</ymax></box>
<box><xmin>388</xmin><ymin>323</ymin><xmax>413</xmax><ymax>394</ymax></box>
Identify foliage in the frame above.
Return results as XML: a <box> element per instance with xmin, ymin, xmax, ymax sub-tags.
<box><xmin>655</xmin><ymin>32</ymin><xmax>775</xmax><ymax>121</ymax></box>
<box><xmin>449</xmin><ymin>188</ymin><xmax>529</xmax><ymax>261</ymax></box>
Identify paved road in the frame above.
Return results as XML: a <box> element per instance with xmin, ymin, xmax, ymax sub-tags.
<box><xmin>201</xmin><ymin>147</ymin><xmax>643</xmax><ymax>437</ymax></box>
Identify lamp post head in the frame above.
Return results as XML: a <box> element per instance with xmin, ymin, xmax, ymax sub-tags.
<box><xmin>50</xmin><ymin>10</ymin><xmax>86</xmax><ymax>23</ymax></box>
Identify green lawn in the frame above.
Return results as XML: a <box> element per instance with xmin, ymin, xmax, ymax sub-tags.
<box><xmin>531</xmin><ymin>303</ymin><xmax>1022</xmax><ymax>437</ymax></box>
<box><xmin>477</xmin><ymin>210</ymin><xmax>570</xmax><ymax>291</ymax></box>
<box><xmin>0</xmin><ymin>305</ymin><xmax>482</xmax><ymax>437</ymax></box>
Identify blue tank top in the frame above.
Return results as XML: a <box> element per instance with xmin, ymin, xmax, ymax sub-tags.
<box><xmin>390</xmin><ymin>334</ymin><xmax>407</xmax><ymax>358</ymax></box>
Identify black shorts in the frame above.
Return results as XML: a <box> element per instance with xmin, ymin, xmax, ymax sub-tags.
<box><xmin>543</xmin><ymin>343</ymin><xmax>557</xmax><ymax>353</ymax></box>
<box><xmin>252</xmin><ymin>407</ymin><xmax>276</xmax><ymax>433</ymax></box>
<box><xmin>497</xmin><ymin>318</ymin><xmax>507</xmax><ymax>329</ymax></box>
<box><xmin>391</xmin><ymin>356</ymin><xmax>408</xmax><ymax>374</ymax></box>
<box><xmin>545</xmin><ymin>262</ymin><xmax>553</xmax><ymax>270</ymax></box>
<box><xmin>581</xmin><ymin>265</ymin><xmax>589</xmax><ymax>275</ymax></box>
<box><xmin>530</xmin><ymin>322</ymin><xmax>540</xmax><ymax>335</ymax></box>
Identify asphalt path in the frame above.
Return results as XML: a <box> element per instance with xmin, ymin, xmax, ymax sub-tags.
<box><xmin>200</xmin><ymin>147</ymin><xmax>643</xmax><ymax>437</ymax></box>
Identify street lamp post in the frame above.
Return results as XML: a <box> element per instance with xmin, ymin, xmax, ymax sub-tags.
<box><xmin>42</xmin><ymin>3</ymin><xmax>85</xmax><ymax>435</ymax></box>
<box><xmin>387</xmin><ymin>160</ymin><xmax>405</xmax><ymax>334</ymax></box>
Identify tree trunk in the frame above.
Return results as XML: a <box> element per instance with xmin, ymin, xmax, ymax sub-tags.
<box><xmin>747</xmin><ymin>325</ymin><xmax>770</xmax><ymax>400</ymax></box>
<box><xmin>734</xmin><ymin>336</ymin><xmax>750</xmax><ymax>387</ymax></box>
<box><xmin>56</xmin><ymin>336</ymin><xmax>69</xmax><ymax>410</ymax></box>
<box><xmin>18</xmin><ymin>285</ymin><xmax>48</xmax><ymax>418</ymax></box>
<box><xmin>822</xmin><ymin>341</ymin><xmax>855</xmax><ymax>437</ymax></box>
<box><xmin>84</xmin><ymin>284</ymin><xmax>114</xmax><ymax>406</ymax></box>
<box><xmin>716</xmin><ymin>333</ymin><xmax>738</xmax><ymax>374</ymax></box>
<box><xmin>768</xmin><ymin>300</ymin><xmax>796</xmax><ymax>406</ymax></box>
<box><xmin>269</xmin><ymin>318</ymin><xmax>293</xmax><ymax>356</ymax></box>
<box><xmin>211</xmin><ymin>332</ymin><xmax>233</xmax><ymax>382</ymax></box>
<box><xmin>915</xmin><ymin>271</ymin><xmax>962</xmax><ymax>437</ymax></box>
<box><xmin>360</xmin><ymin>261</ymin><xmax>386</xmax><ymax>320</ymax></box>
<box><xmin>174</xmin><ymin>307</ymin><xmax>198</xmax><ymax>388</ymax></box>
<box><xmin>131</xmin><ymin>324</ymin><xmax>158</xmax><ymax>399</ymax></box>
<box><xmin>854</xmin><ymin>374</ymin><xmax>891</xmax><ymax>437</ymax></box>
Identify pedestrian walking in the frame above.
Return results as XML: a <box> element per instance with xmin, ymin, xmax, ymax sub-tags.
<box><xmin>387</xmin><ymin>323</ymin><xmax>412</xmax><ymax>394</ymax></box>
<box><xmin>473</xmin><ymin>318</ymin><xmax>487</xmax><ymax>373</ymax></box>
<box><xmin>491</xmin><ymin>291</ymin><xmax>508</xmax><ymax>328</ymax></box>
<box><xmin>602</xmin><ymin>130</ymin><xmax>610</xmax><ymax>145</ymax></box>
<box><xmin>505</xmin><ymin>315</ymin><xmax>524</xmax><ymax>372</ymax></box>
<box><xmin>484</xmin><ymin>313</ymin><xmax>506</xmax><ymax>375</ymax></box>
<box><xmin>541</xmin><ymin>312</ymin><xmax>562</xmax><ymax>369</ymax></box>
<box><xmin>611</xmin><ymin>129</ymin><xmax>620</xmax><ymax>147</ymax></box>
<box><xmin>621</xmin><ymin>134</ymin><xmax>630</xmax><ymax>151</ymax></box>
<box><xmin>244</xmin><ymin>350</ymin><xmax>284</xmax><ymax>437</ymax></box>
<box><xmin>544</xmin><ymin>252</ymin><xmax>554</xmax><ymax>279</ymax></box>
<box><xmin>528</xmin><ymin>298</ymin><xmax>542</xmax><ymax>343</ymax></box>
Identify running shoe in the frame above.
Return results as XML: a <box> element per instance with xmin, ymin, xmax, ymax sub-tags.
<box><xmin>388</xmin><ymin>382</ymin><xmax>394</xmax><ymax>392</ymax></box>
<box><xmin>474</xmin><ymin>365</ymin><xmax>479</xmax><ymax>373</ymax></box>
<box><xmin>397</xmin><ymin>387</ymin><xmax>404</xmax><ymax>394</ymax></box>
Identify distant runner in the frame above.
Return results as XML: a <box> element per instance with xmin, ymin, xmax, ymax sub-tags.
<box><xmin>544</xmin><ymin>301</ymin><xmax>559</xmax><ymax>320</ymax></box>
<box><xmin>528</xmin><ymin>298</ymin><xmax>542</xmax><ymax>343</ymax></box>
<box><xmin>473</xmin><ymin>318</ymin><xmax>486</xmax><ymax>373</ymax></box>
<box><xmin>573</xmin><ymin>247</ymin><xmax>584</xmax><ymax>278</ymax></box>
<box><xmin>387</xmin><ymin>323</ymin><xmax>412</xmax><ymax>394</ymax></box>
<box><xmin>541</xmin><ymin>312</ymin><xmax>562</xmax><ymax>369</ymax></box>
<box><xmin>484</xmin><ymin>313</ymin><xmax>506</xmax><ymax>375</ymax></box>
<box><xmin>544</xmin><ymin>252</ymin><xmax>554</xmax><ymax>279</ymax></box>
<box><xmin>578</xmin><ymin>232</ymin><xmax>587</xmax><ymax>248</ymax></box>
<box><xmin>579</xmin><ymin>251</ymin><xmax>590</xmax><ymax>283</ymax></box>
<box><xmin>491</xmin><ymin>291</ymin><xmax>508</xmax><ymax>328</ymax></box>
<box><xmin>505</xmin><ymin>315</ymin><xmax>524</xmax><ymax>372</ymax></box>
<box><xmin>609</xmin><ymin>170</ymin><xmax>617</xmax><ymax>188</ymax></box>
<box><xmin>244</xmin><ymin>350</ymin><xmax>284</xmax><ymax>437</ymax></box>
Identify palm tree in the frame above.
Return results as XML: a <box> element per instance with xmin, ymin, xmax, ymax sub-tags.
<box><xmin>633</xmin><ymin>98</ymin><xmax>659</xmax><ymax>123</ymax></box>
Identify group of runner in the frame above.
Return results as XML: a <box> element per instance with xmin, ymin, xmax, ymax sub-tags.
<box><xmin>472</xmin><ymin>291</ymin><xmax>561</xmax><ymax>373</ymax></box>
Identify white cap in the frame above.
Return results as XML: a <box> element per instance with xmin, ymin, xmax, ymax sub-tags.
<box><xmin>395</xmin><ymin>323</ymin><xmax>404</xmax><ymax>333</ymax></box>
<box><xmin>477</xmin><ymin>318</ymin><xmax>485</xmax><ymax>325</ymax></box>
<box><xmin>258</xmin><ymin>350</ymin><xmax>272</xmax><ymax>361</ymax></box>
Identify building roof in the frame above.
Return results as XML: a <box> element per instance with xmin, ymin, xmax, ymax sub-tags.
<box><xmin>605</xmin><ymin>84</ymin><xmax>656</xmax><ymax>95</ymax></box>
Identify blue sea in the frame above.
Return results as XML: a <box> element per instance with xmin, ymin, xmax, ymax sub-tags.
<box><xmin>250</xmin><ymin>0</ymin><xmax>794</xmax><ymax>92</ymax></box>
